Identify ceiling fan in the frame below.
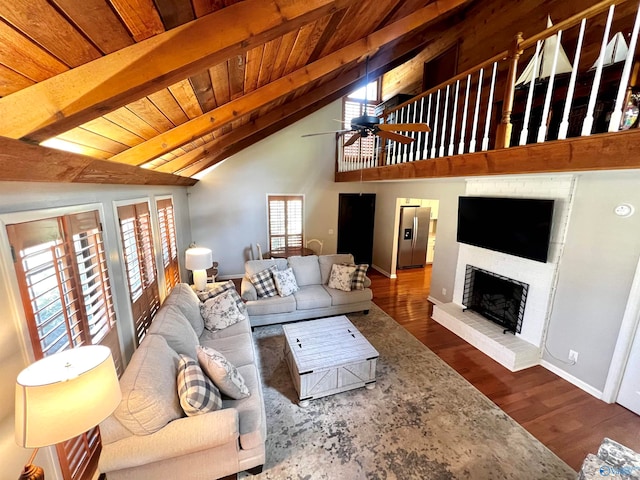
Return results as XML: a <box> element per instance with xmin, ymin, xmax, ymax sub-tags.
<box><xmin>302</xmin><ymin>57</ymin><xmax>431</xmax><ymax>146</ymax></box>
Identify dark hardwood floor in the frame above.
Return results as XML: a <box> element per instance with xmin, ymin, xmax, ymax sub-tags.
<box><xmin>369</xmin><ymin>266</ymin><xmax>640</xmax><ymax>471</ymax></box>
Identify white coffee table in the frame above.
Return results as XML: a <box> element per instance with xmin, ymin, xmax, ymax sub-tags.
<box><xmin>282</xmin><ymin>315</ymin><xmax>379</xmax><ymax>407</ymax></box>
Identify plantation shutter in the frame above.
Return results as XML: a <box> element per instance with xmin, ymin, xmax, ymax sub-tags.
<box><xmin>268</xmin><ymin>195</ymin><xmax>303</xmax><ymax>250</ymax></box>
<box><xmin>118</xmin><ymin>203</ymin><xmax>160</xmax><ymax>345</ymax></box>
<box><xmin>157</xmin><ymin>198</ymin><xmax>180</xmax><ymax>295</ymax></box>
<box><xmin>7</xmin><ymin>211</ymin><xmax>123</xmax><ymax>480</ymax></box>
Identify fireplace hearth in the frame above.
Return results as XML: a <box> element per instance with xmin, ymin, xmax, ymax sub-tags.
<box><xmin>462</xmin><ymin>265</ymin><xmax>529</xmax><ymax>335</ymax></box>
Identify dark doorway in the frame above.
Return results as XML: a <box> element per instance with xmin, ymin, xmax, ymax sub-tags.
<box><xmin>337</xmin><ymin>193</ymin><xmax>376</xmax><ymax>265</ymax></box>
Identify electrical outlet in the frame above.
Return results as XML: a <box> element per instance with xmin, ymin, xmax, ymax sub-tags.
<box><xmin>442</xmin><ymin>288</ymin><xmax>447</xmax><ymax>296</ymax></box>
<box><xmin>569</xmin><ymin>350</ymin><xmax>579</xmax><ymax>363</ymax></box>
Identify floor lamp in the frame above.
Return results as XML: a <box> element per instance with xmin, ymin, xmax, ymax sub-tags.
<box><xmin>15</xmin><ymin>345</ymin><xmax>121</xmax><ymax>480</ymax></box>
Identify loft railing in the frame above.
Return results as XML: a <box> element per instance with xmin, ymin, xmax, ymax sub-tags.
<box><xmin>337</xmin><ymin>0</ymin><xmax>640</xmax><ymax>173</ymax></box>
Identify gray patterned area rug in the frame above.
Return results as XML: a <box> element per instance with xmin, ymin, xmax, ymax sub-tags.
<box><xmin>242</xmin><ymin>305</ymin><xmax>576</xmax><ymax>480</ymax></box>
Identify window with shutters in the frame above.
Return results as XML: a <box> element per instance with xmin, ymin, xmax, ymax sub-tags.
<box><xmin>268</xmin><ymin>195</ymin><xmax>304</xmax><ymax>250</ymax></box>
<box><xmin>117</xmin><ymin>202</ymin><xmax>160</xmax><ymax>345</ymax></box>
<box><xmin>6</xmin><ymin>210</ymin><xmax>123</xmax><ymax>480</ymax></box>
<box><xmin>156</xmin><ymin>198</ymin><xmax>180</xmax><ymax>295</ymax></box>
<box><xmin>343</xmin><ymin>80</ymin><xmax>379</xmax><ymax>160</ymax></box>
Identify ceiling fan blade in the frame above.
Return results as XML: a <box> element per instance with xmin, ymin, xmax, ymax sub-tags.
<box><xmin>344</xmin><ymin>132</ymin><xmax>362</xmax><ymax>147</ymax></box>
<box><xmin>379</xmin><ymin>123</ymin><xmax>431</xmax><ymax>132</ymax></box>
<box><xmin>301</xmin><ymin>129</ymin><xmax>352</xmax><ymax>137</ymax></box>
<box><xmin>377</xmin><ymin>130</ymin><xmax>414</xmax><ymax>144</ymax></box>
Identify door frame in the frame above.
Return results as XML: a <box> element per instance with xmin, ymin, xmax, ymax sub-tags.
<box><xmin>602</xmin><ymin>253</ymin><xmax>640</xmax><ymax>403</ymax></box>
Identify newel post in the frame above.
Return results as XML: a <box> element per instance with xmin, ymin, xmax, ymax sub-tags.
<box><xmin>496</xmin><ymin>32</ymin><xmax>523</xmax><ymax>149</ymax></box>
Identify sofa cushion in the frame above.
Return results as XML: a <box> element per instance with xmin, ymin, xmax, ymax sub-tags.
<box><xmin>147</xmin><ymin>304</ymin><xmax>199</xmax><ymax>358</ymax></box>
<box><xmin>319</xmin><ymin>254</ymin><xmax>355</xmax><ymax>284</ymax></box>
<box><xmin>222</xmin><ymin>364</ymin><xmax>265</xmax><ymax>450</ymax></box>
<box><xmin>199</xmin><ymin>316</ymin><xmax>251</xmax><ymax>341</ymax></box>
<box><xmin>177</xmin><ymin>354</ymin><xmax>222</xmax><ymax>416</ymax></box>
<box><xmin>250</xmin><ymin>265</ymin><xmax>278</xmax><ymax>299</ymax></box>
<box><xmin>200</xmin><ymin>290</ymin><xmax>246</xmax><ymax>331</ymax></box>
<box><xmin>288</xmin><ymin>255</ymin><xmax>321</xmax><ymax>286</ymax></box>
<box><xmin>246</xmin><ymin>294</ymin><xmax>296</xmax><ymax>316</ymax></box>
<box><xmin>163</xmin><ymin>283</ymin><xmax>205</xmax><ymax>336</ymax></box>
<box><xmin>245</xmin><ymin>258</ymin><xmax>288</xmax><ymax>276</ymax></box>
<box><xmin>328</xmin><ymin>263</ymin><xmax>356</xmax><ymax>291</ymax></box>
<box><xmin>197</xmin><ymin>345</ymin><xmax>250</xmax><ymax>399</ymax></box>
<box><xmin>201</xmin><ymin>332</ymin><xmax>256</xmax><ymax>368</ymax></box>
<box><xmin>273</xmin><ymin>267</ymin><xmax>299</xmax><ymax>296</ymax></box>
<box><xmin>323</xmin><ymin>285</ymin><xmax>373</xmax><ymax>306</ymax></box>
<box><xmin>293</xmin><ymin>285</ymin><xmax>332</xmax><ymax>310</ymax></box>
<box><xmin>114</xmin><ymin>335</ymin><xmax>183</xmax><ymax>435</ymax></box>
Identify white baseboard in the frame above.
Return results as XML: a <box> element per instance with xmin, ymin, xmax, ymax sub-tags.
<box><xmin>427</xmin><ymin>296</ymin><xmax>443</xmax><ymax>306</ymax></box>
<box><xmin>540</xmin><ymin>359</ymin><xmax>604</xmax><ymax>400</ymax></box>
<box><xmin>372</xmin><ymin>264</ymin><xmax>396</xmax><ymax>278</ymax></box>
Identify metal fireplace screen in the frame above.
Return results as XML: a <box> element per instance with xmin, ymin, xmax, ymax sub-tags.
<box><xmin>462</xmin><ymin>265</ymin><xmax>529</xmax><ymax>335</ymax></box>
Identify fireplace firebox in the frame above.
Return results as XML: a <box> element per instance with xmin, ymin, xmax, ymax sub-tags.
<box><xmin>462</xmin><ymin>265</ymin><xmax>529</xmax><ymax>335</ymax></box>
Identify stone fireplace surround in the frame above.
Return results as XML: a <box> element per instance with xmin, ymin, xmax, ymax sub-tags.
<box><xmin>431</xmin><ymin>176</ymin><xmax>576</xmax><ymax>371</ymax></box>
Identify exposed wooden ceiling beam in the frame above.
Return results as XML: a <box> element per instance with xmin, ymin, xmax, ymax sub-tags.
<box><xmin>164</xmin><ymin>36</ymin><xmax>435</xmax><ymax>176</ymax></box>
<box><xmin>0</xmin><ymin>137</ymin><xmax>196</xmax><ymax>186</ymax></box>
<box><xmin>334</xmin><ymin>129</ymin><xmax>640</xmax><ymax>182</ymax></box>
<box><xmin>109</xmin><ymin>0</ymin><xmax>469</xmax><ymax>167</ymax></box>
<box><xmin>0</xmin><ymin>0</ymin><xmax>354</xmax><ymax>142</ymax></box>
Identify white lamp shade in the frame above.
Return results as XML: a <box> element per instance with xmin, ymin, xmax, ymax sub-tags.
<box><xmin>15</xmin><ymin>345</ymin><xmax>121</xmax><ymax>448</ymax></box>
<box><xmin>185</xmin><ymin>247</ymin><xmax>213</xmax><ymax>271</ymax></box>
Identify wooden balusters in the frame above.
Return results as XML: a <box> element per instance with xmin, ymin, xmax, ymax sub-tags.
<box><xmin>448</xmin><ymin>79</ymin><xmax>460</xmax><ymax>156</ymax></box>
<box><xmin>558</xmin><ymin>19</ymin><xmax>586</xmax><ymax>140</ymax></box>
<box><xmin>458</xmin><ymin>74</ymin><xmax>471</xmax><ymax>155</ymax></box>
<box><xmin>519</xmin><ymin>40</ymin><xmax>542</xmax><ymax>146</ymax></box>
<box><xmin>582</xmin><ymin>4</ymin><xmax>616</xmax><ymax>136</ymax></box>
<box><xmin>469</xmin><ymin>68</ymin><xmax>484</xmax><ymax>153</ymax></box>
<box><xmin>482</xmin><ymin>62</ymin><xmax>498</xmax><ymax>151</ymax></box>
<box><xmin>496</xmin><ymin>33</ymin><xmax>523</xmax><ymax>149</ymax></box>
<box><xmin>439</xmin><ymin>84</ymin><xmax>450</xmax><ymax>157</ymax></box>
<box><xmin>431</xmin><ymin>89</ymin><xmax>441</xmax><ymax>158</ymax></box>
<box><xmin>537</xmin><ymin>29</ymin><xmax>565</xmax><ymax>143</ymax></box>
<box><xmin>423</xmin><ymin>93</ymin><xmax>432</xmax><ymax>159</ymax></box>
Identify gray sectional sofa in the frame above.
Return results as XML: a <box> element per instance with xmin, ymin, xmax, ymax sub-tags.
<box><xmin>99</xmin><ymin>283</ymin><xmax>265</xmax><ymax>480</ymax></box>
<box><xmin>240</xmin><ymin>254</ymin><xmax>372</xmax><ymax>327</ymax></box>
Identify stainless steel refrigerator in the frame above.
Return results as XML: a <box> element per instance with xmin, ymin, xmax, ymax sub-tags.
<box><xmin>397</xmin><ymin>206</ymin><xmax>431</xmax><ymax>268</ymax></box>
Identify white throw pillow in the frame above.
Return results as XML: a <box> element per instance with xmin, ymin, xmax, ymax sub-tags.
<box><xmin>272</xmin><ymin>267</ymin><xmax>299</xmax><ymax>297</ymax></box>
<box><xmin>327</xmin><ymin>263</ymin><xmax>356</xmax><ymax>292</ymax></box>
<box><xmin>197</xmin><ymin>345</ymin><xmax>250</xmax><ymax>399</ymax></box>
<box><xmin>200</xmin><ymin>290</ymin><xmax>246</xmax><ymax>331</ymax></box>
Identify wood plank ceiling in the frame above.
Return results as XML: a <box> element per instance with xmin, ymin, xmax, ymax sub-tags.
<box><xmin>0</xmin><ymin>0</ymin><xmax>471</xmax><ymax>183</ymax></box>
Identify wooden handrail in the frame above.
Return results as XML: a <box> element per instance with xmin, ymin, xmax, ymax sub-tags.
<box><xmin>520</xmin><ymin>0</ymin><xmax>630</xmax><ymax>50</ymax></box>
<box><xmin>382</xmin><ymin>50</ymin><xmax>509</xmax><ymax>117</ymax></box>
<box><xmin>382</xmin><ymin>0</ymin><xmax>631</xmax><ymax>119</ymax></box>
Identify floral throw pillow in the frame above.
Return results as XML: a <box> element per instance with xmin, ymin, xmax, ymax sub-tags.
<box><xmin>200</xmin><ymin>290</ymin><xmax>246</xmax><ymax>331</ymax></box>
<box><xmin>272</xmin><ymin>267</ymin><xmax>299</xmax><ymax>297</ymax></box>
<box><xmin>327</xmin><ymin>264</ymin><xmax>356</xmax><ymax>292</ymax></box>
<box><xmin>249</xmin><ymin>265</ymin><xmax>278</xmax><ymax>298</ymax></box>
<box><xmin>197</xmin><ymin>345</ymin><xmax>250</xmax><ymax>400</ymax></box>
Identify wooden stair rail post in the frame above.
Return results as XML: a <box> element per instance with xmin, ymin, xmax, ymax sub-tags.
<box><xmin>495</xmin><ymin>32</ymin><xmax>524</xmax><ymax>149</ymax></box>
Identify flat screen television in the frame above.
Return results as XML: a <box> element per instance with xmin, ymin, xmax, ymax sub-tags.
<box><xmin>457</xmin><ymin>196</ymin><xmax>554</xmax><ymax>263</ymax></box>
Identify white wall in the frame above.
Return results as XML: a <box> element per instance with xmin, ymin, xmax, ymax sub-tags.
<box><xmin>0</xmin><ymin>181</ymin><xmax>191</xmax><ymax>479</ymax></box>
<box><xmin>188</xmin><ymin>100</ymin><xmax>372</xmax><ymax>278</ymax></box>
<box><xmin>542</xmin><ymin>170</ymin><xmax>640</xmax><ymax>392</ymax></box>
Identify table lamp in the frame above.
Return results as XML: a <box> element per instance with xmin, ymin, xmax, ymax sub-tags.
<box><xmin>15</xmin><ymin>345</ymin><xmax>121</xmax><ymax>480</ymax></box>
<box><xmin>185</xmin><ymin>247</ymin><xmax>213</xmax><ymax>291</ymax></box>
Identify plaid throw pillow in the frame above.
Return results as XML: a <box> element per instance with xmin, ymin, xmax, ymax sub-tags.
<box><xmin>351</xmin><ymin>264</ymin><xmax>369</xmax><ymax>290</ymax></box>
<box><xmin>196</xmin><ymin>279</ymin><xmax>235</xmax><ymax>301</ymax></box>
<box><xmin>249</xmin><ymin>265</ymin><xmax>278</xmax><ymax>299</ymax></box>
<box><xmin>177</xmin><ymin>354</ymin><xmax>222</xmax><ymax>416</ymax></box>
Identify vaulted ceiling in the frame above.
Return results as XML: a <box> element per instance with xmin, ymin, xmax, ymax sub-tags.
<box><xmin>0</xmin><ymin>0</ymin><xmax>473</xmax><ymax>185</ymax></box>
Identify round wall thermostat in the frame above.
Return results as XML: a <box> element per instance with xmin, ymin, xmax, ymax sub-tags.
<box><xmin>614</xmin><ymin>203</ymin><xmax>635</xmax><ymax>217</ymax></box>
